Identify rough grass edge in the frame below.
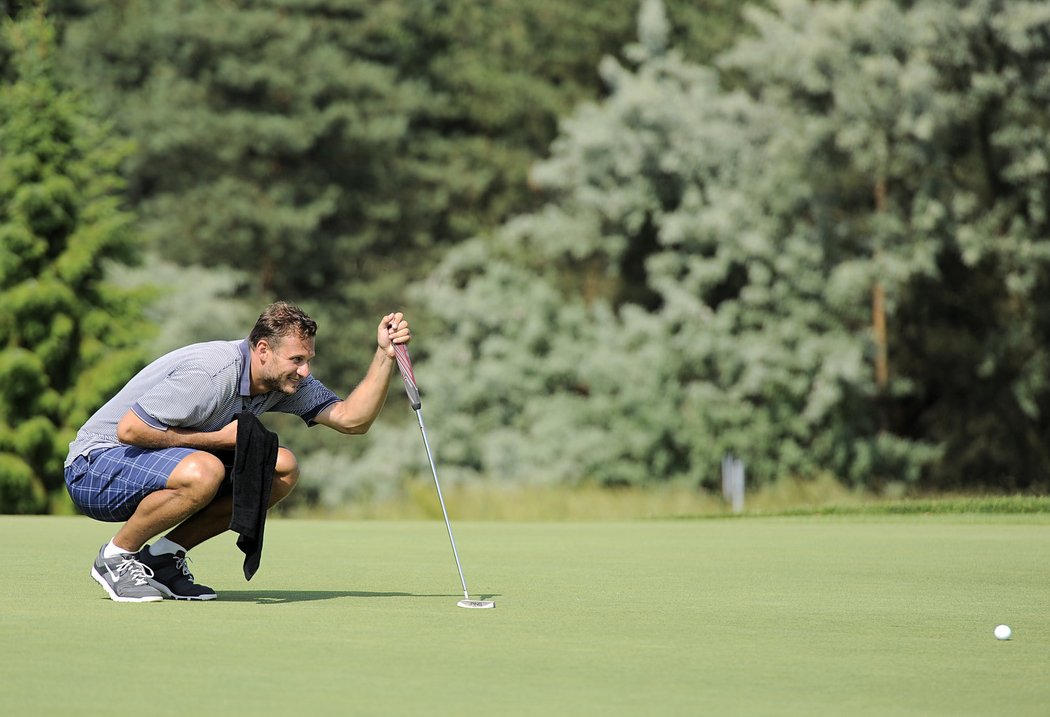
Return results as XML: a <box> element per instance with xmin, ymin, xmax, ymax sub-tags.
<box><xmin>282</xmin><ymin>475</ymin><xmax>1050</xmax><ymax>521</ymax></box>
<box><xmin>762</xmin><ymin>494</ymin><xmax>1050</xmax><ymax>517</ymax></box>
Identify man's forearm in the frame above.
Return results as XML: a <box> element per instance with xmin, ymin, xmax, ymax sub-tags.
<box><xmin>116</xmin><ymin>410</ymin><xmax>236</xmax><ymax>450</ymax></box>
<box><xmin>321</xmin><ymin>348</ymin><xmax>396</xmax><ymax>434</ymax></box>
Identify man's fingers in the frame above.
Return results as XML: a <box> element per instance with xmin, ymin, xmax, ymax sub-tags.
<box><xmin>381</xmin><ymin>312</ymin><xmax>411</xmax><ymax>349</ymax></box>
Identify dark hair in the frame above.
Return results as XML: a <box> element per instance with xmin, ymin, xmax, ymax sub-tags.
<box><xmin>249</xmin><ymin>301</ymin><xmax>318</xmax><ymax>347</ymax></box>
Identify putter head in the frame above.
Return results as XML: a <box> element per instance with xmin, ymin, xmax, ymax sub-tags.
<box><xmin>457</xmin><ymin>599</ymin><xmax>495</xmax><ymax>609</ymax></box>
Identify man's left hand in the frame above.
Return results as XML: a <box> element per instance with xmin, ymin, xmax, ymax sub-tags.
<box><xmin>378</xmin><ymin>312</ymin><xmax>411</xmax><ymax>358</ymax></box>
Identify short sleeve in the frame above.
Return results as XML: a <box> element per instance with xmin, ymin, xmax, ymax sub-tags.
<box><xmin>269</xmin><ymin>376</ymin><xmax>341</xmax><ymax>425</ymax></box>
<box><xmin>132</xmin><ymin>367</ymin><xmax>224</xmax><ymax>430</ymax></box>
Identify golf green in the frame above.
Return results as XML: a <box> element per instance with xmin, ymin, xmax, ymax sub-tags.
<box><xmin>1</xmin><ymin>514</ymin><xmax>1046</xmax><ymax>715</ymax></box>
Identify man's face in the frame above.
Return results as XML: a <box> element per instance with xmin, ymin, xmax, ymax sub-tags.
<box><xmin>258</xmin><ymin>334</ymin><xmax>315</xmax><ymax>394</ymax></box>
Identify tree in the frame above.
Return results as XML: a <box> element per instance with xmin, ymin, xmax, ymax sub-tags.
<box><xmin>355</xmin><ymin>0</ymin><xmax>1050</xmax><ymax>495</ymax></box>
<box><xmin>351</xmin><ymin>0</ymin><xmax>788</xmax><ymax>491</ymax></box>
<box><xmin>0</xmin><ymin>6</ymin><xmax>148</xmax><ymax>512</ymax></box>
<box><xmin>723</xmin><ymin>0</ymin><xmax>1050</xmax><ymax>489</ymax></box>
<box><xmin>59</xmin><ymin>0</ymin><xmax>757</xmax><ymax>395</ymax></box>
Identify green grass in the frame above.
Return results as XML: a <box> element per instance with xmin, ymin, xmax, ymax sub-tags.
<box><xmin>2</xmin><ymin>513</ymin><xmax>1048</xmax><ymax>716</ymax></box>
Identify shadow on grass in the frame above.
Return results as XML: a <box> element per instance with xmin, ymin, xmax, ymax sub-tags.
<box><xmin>216</xmin><ymin>590</ymin><xmax>458</xmax><ymax>604</ymax></box>
<box><xmin>216</xmin><ymin>590</ymin><xmax>502</xmax><ymax>604</ymax></box>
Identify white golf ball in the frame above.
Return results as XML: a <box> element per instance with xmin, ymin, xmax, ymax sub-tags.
<box><xmin>994</xmin><ymin>624</ymin><xmax>1012</xmax><ymax>640</ymax></box>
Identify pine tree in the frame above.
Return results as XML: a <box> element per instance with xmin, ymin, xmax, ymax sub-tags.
<box><xmin>0</xmin><ymin>7</ymin><xmax>148</xmax><ymax>512</ymax></box>
<box><xmin>352</xmin><ymin>0</ymin><xmax>744</xmax><ymax>490</ymax></box>
<box><xmin>723</xmin><ymin>0</ymin><xmax>1050</xmax><ymax>489</ymax></box>
<box><xmin>59</xmin><ymin>0</ymin><xmax>758</xmax><ymax>395</ymax></box>
<box><xmin>356</xmin><ymin>0</ymin><xmax>1050</xmax><ymax>493</ymax></box>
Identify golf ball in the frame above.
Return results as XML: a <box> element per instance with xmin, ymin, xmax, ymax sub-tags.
<box><xmin>994</xmin><ymin>624</ymin><xmax>1012</xmax><ymax>640</ymax></box>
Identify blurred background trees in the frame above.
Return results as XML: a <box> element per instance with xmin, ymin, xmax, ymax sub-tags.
<box><xmin>350</xmin><ymin>0</ymin><xmax>1050</xmax><ymax>498</ymax></box>
<box><xmin>2</xmin><ymin>0</ymin><xmax>1049</xmax><ymax>513</ymax></box>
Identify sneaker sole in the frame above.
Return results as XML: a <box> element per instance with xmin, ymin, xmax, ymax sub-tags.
<box><xmin>149</xmin><ymin>580</ymin><xmax>217</xmax><ymax>601</ymax></box>
<box><xmin>90</xmin><ymin>567</ymin><xmax>164</xmax><ymax>603</ymax></box>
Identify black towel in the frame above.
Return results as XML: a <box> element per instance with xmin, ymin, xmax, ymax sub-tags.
<box><xmin>229</xmin><ymin>411</ymin><xmax>278</xmax><ymax>580</ymax></box>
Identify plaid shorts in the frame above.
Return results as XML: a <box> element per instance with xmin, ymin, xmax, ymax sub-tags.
<box><xmin>65</xmin><ymin>446</ymin><xmax>232</xmax><ymax>522</ymax></box>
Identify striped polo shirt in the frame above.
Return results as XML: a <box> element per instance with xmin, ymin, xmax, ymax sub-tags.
<box><xmin>65</xmin><ymin>339</ymin><xmax>340</xmax><ymax>466</ymax></box>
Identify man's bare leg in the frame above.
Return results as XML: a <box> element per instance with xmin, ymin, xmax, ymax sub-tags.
<box><xmin>111</xmin><ymin>451</ymin><xmax>227</xmax><ymax>553</ymax></box>
<box><xmin>165</xmin><ymin>447</ymin><xmax>300</xmax><ymax>551</ymax></box>
<box><xmin>91</xmin><ymin>451</ymin><xmax>227</xmax><ymax>602</ymax></box>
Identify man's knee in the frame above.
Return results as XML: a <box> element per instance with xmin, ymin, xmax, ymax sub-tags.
<box><xmin>167</xmin><ymin>451</ymin><xmax>226</xmax><ymax>502</ymax></box>
<box><xmin>273</xmin><ymin>448</ymin><xmax>299</xmax><ymax>501</ymax></box>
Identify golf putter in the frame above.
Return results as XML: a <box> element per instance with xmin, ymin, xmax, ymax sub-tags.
<box><xmin>390</xmin><ymin>338</ymin><xmax>495</xmax><ymax>609</ymax></box>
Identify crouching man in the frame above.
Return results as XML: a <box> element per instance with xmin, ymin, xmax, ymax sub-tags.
<box><xmin>63</xmin><ymin>301</ymin><xmax>410</xmax><ymax>601</ymax></box>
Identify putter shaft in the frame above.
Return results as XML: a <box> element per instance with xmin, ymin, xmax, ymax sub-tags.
<box><xmin>414</xmin><ymin>407</ymin><xmax>470</xmax><ymax>601</ymax></box>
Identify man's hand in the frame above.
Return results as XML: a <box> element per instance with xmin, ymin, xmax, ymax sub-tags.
<box><xmin>215</xmin><ymin>420</ymin><xmax>238</xmax><ymax>447</ymax></box>
<box><xmin>378</xmin><ymin>312</ymin><xmax>411</xmax><ymax>358</ymax></box>
<box><xmin>314</xmin><ymin>312</ymin><xmax>412</xmax><ymax>435</ymax></box>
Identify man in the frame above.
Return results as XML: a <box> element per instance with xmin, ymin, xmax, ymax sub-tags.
<box><xmin>64</xmin><ymin>301</ymin><xmax>411</xmax><ymax>602</ymax></box>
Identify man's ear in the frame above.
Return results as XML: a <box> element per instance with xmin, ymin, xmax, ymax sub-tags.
<box><xmin>254</xmin><ymin>339</ymin><xmax>271</xmax><ymax>362</ymax></box>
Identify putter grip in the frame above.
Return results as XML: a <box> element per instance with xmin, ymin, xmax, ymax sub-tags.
<box><xmin>392</xmin><ymin>343</ymin><xmax>422</xmax><ymax>410</ymax></box>
<box><xmin>401</xmin><ymin>376</ymin><xmax>422</xmax><ymax>410</ymax></box>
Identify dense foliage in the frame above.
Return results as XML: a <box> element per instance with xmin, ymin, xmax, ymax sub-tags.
<box><xmin>0</xmin><ymin>7</ymin><xmax>148</xmax><ymax>511</ymax></box>
<box><xmin>57</xmin><ymin>0</ymin><xmax>746</xmax><ymax>387</ymax></box>
<box><xmin>3</xmin><ymin>0</ymin><xmax>1049</xmax><ymax>514</ymax></box>
<box><xmin>351</xmin><ymin>0</ymin><xmax>1050</xmax><ymax>498</ymax></box>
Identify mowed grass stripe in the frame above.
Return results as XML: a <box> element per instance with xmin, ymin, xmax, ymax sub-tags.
<box><xmin>0</xmin><ymin>515</ymin><xmax>1046</xmax><ymax>716</ymax></box>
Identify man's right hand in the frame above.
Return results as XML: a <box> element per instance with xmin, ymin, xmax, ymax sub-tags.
<box><xmin>215</xmin><ymin>420</ymin><xmax>238</xmax><ymax>448</ymax></box>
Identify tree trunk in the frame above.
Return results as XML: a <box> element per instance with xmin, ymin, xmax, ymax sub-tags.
<box><xmin>873</xmin><ymin>176</ymin><xmax>889</xmax><ymax>390</ymax></box>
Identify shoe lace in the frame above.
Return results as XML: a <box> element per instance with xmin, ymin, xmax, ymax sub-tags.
<box><xmin>172</xmin><ymin>554</ymin><xmax>196</xmax><ymax>584</ymax></box>
<box><xmin>116</xmin><ymin>556</ymin><xmax>155</xmax><ymax>586</ymax></box>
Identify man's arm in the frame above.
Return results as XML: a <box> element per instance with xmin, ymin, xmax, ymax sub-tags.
<box><xmin>313</xmin><ymin>348</ymin><xmax>396</xmax><ymax>435</ymax></box>
<box><xmin>116</xmin><ymin>410</ymin><xmax>238</xmax><ymax>450</ymax></box>
<box><xmin>312</xmin><ymin>312</ymin><xmax>411</xmax><ymax>435</ymax></box>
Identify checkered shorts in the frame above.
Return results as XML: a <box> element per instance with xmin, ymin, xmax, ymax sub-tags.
<box><xmin>65</xmin><ymin>446</ymin><xmax>201</xmax><ymax>522</ymax></box>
